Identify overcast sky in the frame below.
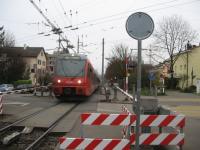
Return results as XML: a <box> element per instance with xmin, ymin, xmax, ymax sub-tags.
<box><xmin>1</xmin><ymin>0</ymin><xmax>200</xmax><ymax>73</ymax></box>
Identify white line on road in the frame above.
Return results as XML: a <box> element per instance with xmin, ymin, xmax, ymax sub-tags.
<box><xmin>3</xmin><ymin>102</ymin><xmax>29</xmax><ymax>106</ymax></box>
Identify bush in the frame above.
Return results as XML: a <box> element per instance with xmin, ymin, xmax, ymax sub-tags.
<box><xmin>141</xmin><ymin>88</ymin><xmax>151</xmax><ymax>96</ymax></box>
<box><xmin>182</xmin><ymin>85</ymin><xmax>196</xmax><ymax>93</ymax></box>
<box><xmin>38</xmin><ymin>73</ymin><xmax>52</xmax><ymax>86</ymax></box>
<box><xmin>165</xmin><ymin>78</ymin><xmax>179</xmax><ymax>89</ymax></box>
<box><xmin>14</xmin><ymin>80</ymin><xmax>32</xmax><ymax>86</ymax></box>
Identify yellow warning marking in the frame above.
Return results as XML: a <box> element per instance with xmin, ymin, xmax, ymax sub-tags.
<box><xmin>170</xmin><ymin>106</ymin><xmax>200</xmax><ymax>118</ymax></box>
<box><xmin>158</xmin><ymin>98</ymin><xmax>200</xmax><ymax>102</ymax></box>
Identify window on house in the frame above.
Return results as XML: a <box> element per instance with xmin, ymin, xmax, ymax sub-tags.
<box><xmin>38</xmin><ymin>60</ymin><xmax>41</xmax><ymax>65</ymax></box>
<box><xmin>37</xmin><ymin>69</ymin><xmax>41</xmax><ymax>74</ymax></box>
<box><xmin>33</xmin><ymin>64</ymin><xmax>37</xmax><ymax>69</ymax></box>
<box><xmin>180</xmin><ymin>65</ymin><xmax>182</xmax><ymax>71</ymax></box>
<box><xmin>31</xmin><ymin>68</ymin><xmax>35</xmax><ymax>73</ymax></box>
<box><xmin>41</xmin><ymin>52</ymin><xmax>43</xmax><ymax>56</ymax></box>
<box><xmin>184</xmin><ymin>64</ymin><xmax>186</xmax><ymax>70</ymax></box>
<box><xmin>50</xmin><ymin>66</ymin><xmax>54</xmax><ymax>72</ymax></box>
<box><xmin>42</xmin><ymin>61</ymin><xmax>46</xmax><ymax>66</ymax></box>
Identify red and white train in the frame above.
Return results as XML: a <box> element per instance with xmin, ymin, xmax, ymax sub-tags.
<box><xmin>52</xmin><ymin>54</ymin><xmax>100</xmax><ymax>97</ymax></box>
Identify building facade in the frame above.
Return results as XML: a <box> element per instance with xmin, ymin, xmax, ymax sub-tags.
<box><xmin>0</xmin><ymin>47</ymin><xmax>47</xmax><ymax>84</ymax></box>
<box><xmin>46</xmin><ymin>53</ymin><xmax>56</xmax><ymax>75</ymax></box>
<box><xmin>173</xmin><ymin>45</ymin><xmax>200</xmax><ymax>89</ymax></box>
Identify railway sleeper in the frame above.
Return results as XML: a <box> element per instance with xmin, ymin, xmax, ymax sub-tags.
<box><xmin>1</xmin><ymin>126</ymin><xmax>34</xmax><ymax>145</ymax></box>
<box><xmin>2</xmin><ymin>131</ymin><xmax>21</xmax><ymax>145</ymax></box>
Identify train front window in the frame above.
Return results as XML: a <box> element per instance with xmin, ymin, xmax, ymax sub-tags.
<box><xmin>56</xmin><ymin>59</ymin><xmax>85</xmax><ymax>77</ymax></box>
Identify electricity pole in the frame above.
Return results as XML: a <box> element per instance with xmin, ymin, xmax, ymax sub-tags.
<box><xmin>77</xmin><ymin>36</ymin><xmax>80</xmax><ymax>53</ymax></box>
<box><xmin>58</xmin><ymin>34</ymin><xmax>61</xmax><ymax>51</ymax></box>
<box><xmin>186</xmin><ymin>50</ymin><xmax>189</xmax><ymax>87</ymax></box>
<box><xmin>149</xmin><ymin>45</ymin><xmax>152</xmax><ymax>64</ymax></box>
<box><xmin>101</xmin><ymin>38</ymin><xmax>105</xmax><ymax>86</ymax></box>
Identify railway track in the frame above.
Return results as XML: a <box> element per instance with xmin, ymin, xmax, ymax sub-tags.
<box><xmin>0</xmin><ymin>102</ymin><xmax>80</xmax><ymax>150</ymax></box>
<box><xmin>25</xmin><ymin>103</ymin><xmax>79</xmax><ymax>150</ymax></box>
<box><xmin>0</xmin><ymin>102</ymin><xmax>59</xmax><ymax>133</ymax></box>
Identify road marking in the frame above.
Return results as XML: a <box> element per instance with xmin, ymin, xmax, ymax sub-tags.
<box><xmin>158</xmin><ymin>98</ymin><xmax>200</xmax><ymax>102</ymax></box>
<box><xmin>170</xmin><ymin>106</ymin><xmax>200</xmax><ymax>118</ymax></box>
<box><xmin>3</xmin><ymin>102</ymin><xmax>29</xmax><ymax>106</ymax></box>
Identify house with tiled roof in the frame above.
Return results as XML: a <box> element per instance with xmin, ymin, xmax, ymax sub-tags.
<box><xmin>153</xmin><ymin>43</ymin><xmax>200</xmax><ymax>89</ymax></box>
<box><xmin>173</xmin><ymin>45</ymin><xmax>200</xmax><ymax>89</ymax></box>
<box><xmin>0</xmin><ymin>47</ymin><xmax>47</xmax><ymax>84</ymax></box>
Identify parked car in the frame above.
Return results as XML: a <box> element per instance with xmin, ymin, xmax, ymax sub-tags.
<box><xmin>15</xmin><ymin>84</ymin><xmax>33</xmax><ymax>90</ymax></box>
<box><xmin>0</xmin><ymin>86</ymin><xmax>6</xmax><ymax>94</ymax></box>
<box><xmin>0</xmin><ymin>84</ymin><xmax>14</xmax><ymax>91</ymax></box>
<box><xmin>15</xmin><ymin>84</ymin><xmax>34</xmax><ymax>93</ymax></box>
<box><xmin>0</xmin><ymin>84</ymin><xmax>14</xmax><ymax>94</ymax></box>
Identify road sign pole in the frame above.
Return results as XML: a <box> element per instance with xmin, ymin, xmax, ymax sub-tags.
<box><xmin>135</xmin><ymin>40</ymin><xmax>142</xmax><ymax>150</ymax></box>
<box><xmin>125</xmin><ymin>48</ymin><xmax>128</xmax><ymax>92</ymax></box>
<box><xmin>125</xmin><ymin>12</ymin><xmax>154</xmax><ymax>150</ymax></box>
<box><xmin>150</xmin><ymin>80</ymin><xmax>152</xmax><ymax>95</ymax></box>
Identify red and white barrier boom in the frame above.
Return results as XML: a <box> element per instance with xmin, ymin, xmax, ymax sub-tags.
<box><xmin>59</xmin><ymin>113</ymin><xmax>132</xmax><ymax>150</ymax></box>
<box><xmin>59</xmin><ymin>112</ymin><xmax>185</xmax><ymax>150</ymax></box>
<box><xmin>59</xmin><ymin>137</ymin><xmax>130</xmax><ymax>150</ymax></box>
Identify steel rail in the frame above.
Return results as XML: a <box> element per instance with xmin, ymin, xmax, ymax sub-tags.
<box><xmin>0</xmin><ymin>103</ymin><xmax>59</xmax><ymax>133</ymax></box>
<box><xmin>25</xmin><ymin>103</ymin><xmax>80</xmax><ymax>150</ymax></box>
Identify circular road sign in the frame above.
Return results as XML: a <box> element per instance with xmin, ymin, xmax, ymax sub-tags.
<box><xmin>126</xmin><ymin>12</ymin><xmax>154</xmax><ymax>40</ymax></box>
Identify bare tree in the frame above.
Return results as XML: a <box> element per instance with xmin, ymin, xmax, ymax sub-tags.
<box><xmin>153</xmin><ymin>15</ymin><xmax>197</xmax><ymax>88</ymax></box>
<box><xmin>0</xmin><ymin>26</ymin><xmax>15</xmax><ymax>47</ymax></box>
<box><xmin>111</xmin><ymin>44</ymin><xmax>128</xmax><ymax>59</ymax></box>
<box><xmin>0</xmin><ymin>26</ymin><xmax>5</xmax><ymax>47</ymax></box>
<box><xmin>4</xmin><ymin>31</ymin><xmax>15</xmax><ymax>47</ymax></box>
<box><xmin>105</xmin><ymin>44</ymin><xmax>128</xmax><ymax>81</ymax></box>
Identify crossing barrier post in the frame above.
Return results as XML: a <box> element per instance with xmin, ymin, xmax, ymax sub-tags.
<box><xmin>80</xmin><ymin>115</ymin><xmax>84</xmax><ymax>138</ymax></box>
<box><xmin>113</xmin><ymin>86</ymin><xmax>118</xmax><ymax>100</ymax></box>
<box><xmin>0</xmin><ymin>95</ymin><xmax>3</xmax><ymax>115</ymax></box>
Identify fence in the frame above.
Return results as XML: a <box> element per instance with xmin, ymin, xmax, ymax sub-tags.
<box><xmin>59</xmin><ymin>113</ymin><xmax>131</xmax><ymax>150</ymax></box>
<box><xmin>59</xmin><ymin>112</ymin><xmax>185</xmax><ymax>150</ymax></box>
<box><xmin>122</xmin><ymin>105</ymin><xmax>185</xmax><ymax>149</ymax></box>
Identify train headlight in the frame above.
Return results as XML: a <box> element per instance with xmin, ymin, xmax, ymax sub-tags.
<box><xmin>77</xmin><ymin>79</ymin><xmax>82</xmax><ymax>84</ymax></box>
<box><xmin>57</xmin><ymin>79</ymin><xmax>61</xmax><ymax>83</ymax></box>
